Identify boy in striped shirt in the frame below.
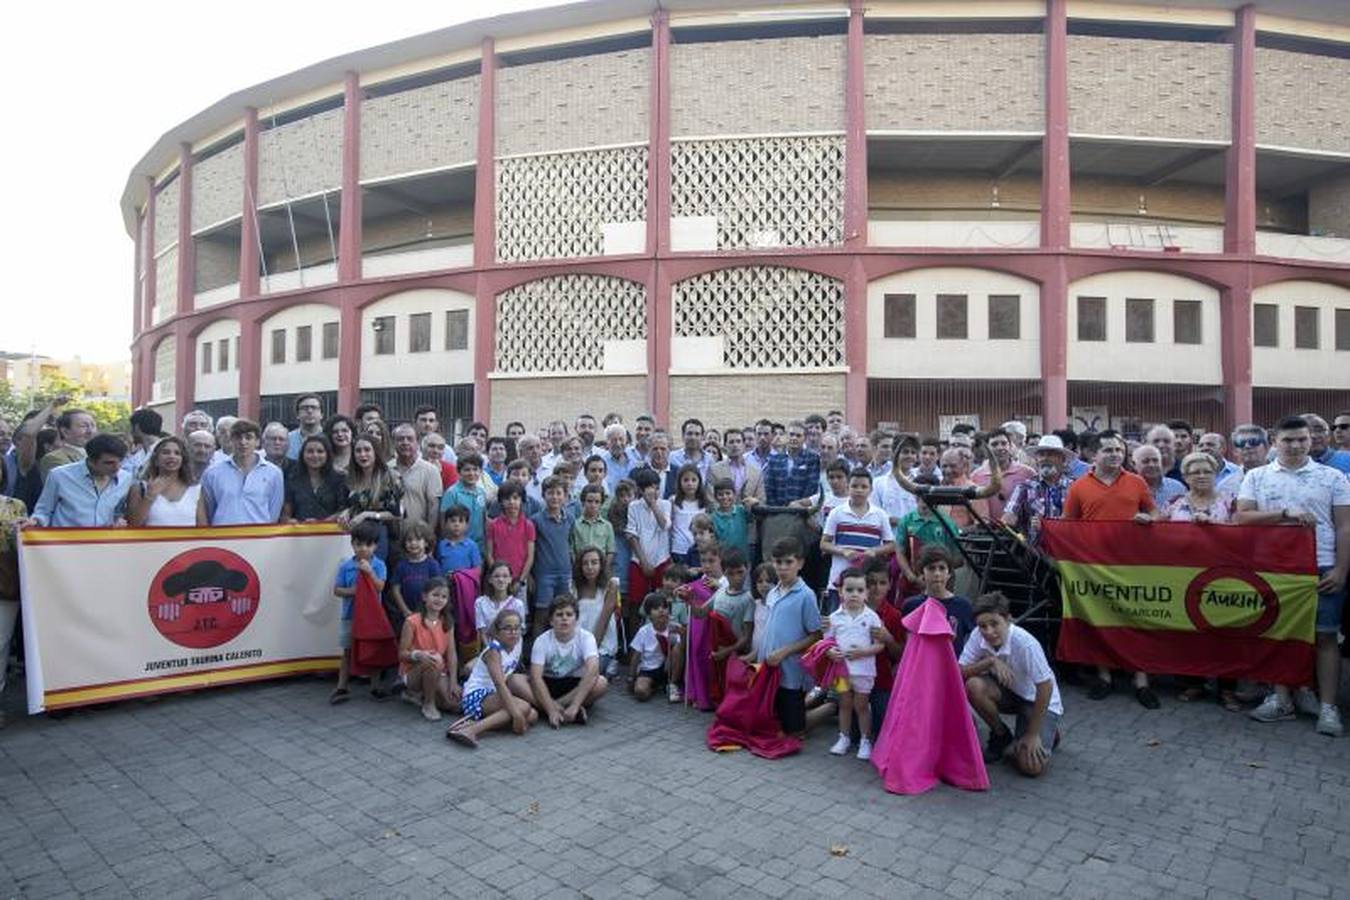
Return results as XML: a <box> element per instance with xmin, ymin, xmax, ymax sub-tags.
<box><xmin>820</xmin><ymin>468</ymin><xmax>895</xmax><ymax>613</ymax></box>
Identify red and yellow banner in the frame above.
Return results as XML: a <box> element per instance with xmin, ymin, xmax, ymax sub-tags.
<box><xmin>1039</xmin><ymin>520</ymin><xmax>1318</xmax><ymax>684</ymax></box>
<box><xmin>19</xmin><ymin>523</ymin><xmax>350</xmax><ymax>712</ymax></box>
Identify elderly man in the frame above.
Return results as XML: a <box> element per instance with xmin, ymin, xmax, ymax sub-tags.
<box><xmin>600</xmin><ymin>423</ymin><xmax>639</xmax><ymax>494</ymax></box>
<box><xmin>973</xmin><ymin>426</ymin><xmax>1037</xmax><ymax>522</ymax></box>
<box><xmin>286</xmin><ymin>394</ymin><xmax>325</xmax><ymax>460</ymax></box>
<box><xmin>420</xmin><ymin>432</ymin><xmax>458</xmax><ymax>489</ymax></box>
<box><xmin>121</xmin><ymin>408</ymin><xmax>164</xmax><ymax>477</ymax></box>
<box><xmin>181</xmin><ymin>409</ymin><xmax>213</xmax><ymax>438</ymax></box>
<box><xmin>1196</xmin><ymin>432</ymin><xmax>1242</xmax><ymax>486</ymax></box>
<box><xmin>1132</xmin><ymin>444</ymin><xmax>1186</xmax><ymax>512</ymax></box>
<box><xmin>637</xmin><ymin>432</ymin><xmax>678</xmax><ymax>499</ymax></box>
<box><xmin>669</xmin><ymin>418</ymin><xmax>711</xmax><ymax>478</ymax></box>
<box><xmin>262</xmin><ymin>422</ymin><xmax>295</xmax><ymax>477</ymax></box>
<box><xmin>187</xmin><ymin>430</ymin><xmax>218</xmax><ymax>482</ymax></box>
<box><xmin>40</xmin><ymin>407</ymin><xmax>98</xmax><ymax>478</ymax></box>
<box><xmin>1064</xmin><ymin>429</ymin><xmax>1159</xmax><ymax>708</ymax></box>
<box><xmin>392</xmin><ymin>423</ymin><xmax>442</xmax><ymax>532</ymax></box>
<box><xmin>1303</xmin><ymin>413</ymin><xmax>1350</xmax><ymax>474</ymax></box>
<box><xmin>1239</xmin><ymin>415</ymin><xmax>1350</xmax><ymax>737</ymax></box>
<box><xmin>210</xmin><ymin>416</ymin><xmax>238</xmax><ymax>467</ymax></box>
<box><xmin>1229</xmin><ymin>424</ymin><xmax>1270</xmax><ymax>477</ymax></box>
<box><xmin>763</xmin><ymin>421</ymin><xmax>821</xmax><ymax>507</ymax></box>
<box><xmin>197</xmin><ymin>419</ymin><xmax>284</xmax><ymax>526</ymax></box>
<box><xmin>26</xmin><ymin>434</ymin><xmax>133</xmax><ymax>528</ymax></box>
<box><xmin>1001</xmin><ymin>434</ymin><xmax>1074</xmax><ymax>543</ymax></box>
<box><xmin>1145</xmin><ymin>424</ymin><xmax>1182</xmax><ymax>485</ymax></box>
<box><xmin>516</xmin><ymin>434</ymin><xmax>550</xmax><ymax>504</ymax></box>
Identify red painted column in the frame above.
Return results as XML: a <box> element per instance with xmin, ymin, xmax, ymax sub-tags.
<box><xmin>1039</xmin><ymin>0</ymin><xmax>1070</xmax><ymax>430</ymax></box>
<box><xmin>236</xmin><ymin>314</ymin><xmax>262</xmax><ymax>422</ymax></box>
<box><xmin>240</xmin><ymin>107</ymin><xmax>261</xmax><ymax>298</ymax></box>
<box><xmin>172</xmin><ymin>319</ymin><xmax>196</xmax><ymax>425</ymax></box>
<box><xmin>337</xmin><ymin>292</ymin><xmax>363</xmax><ymax>415</ymax></box>
<box><xmin>338</xmin><ymin>72</ymin><xmax>363</xmax><ymax>282</ymax></box>
<box><xmin>651</xmin><ymin>263</ymin><xmax>673</xmax><ymax>425</ymax></box>
<box><xmin>1225</xmin><ymin>5</ymin><xmax>1257</xmax><ymax>257</ymax></box>
<box><xmin>649</xmin><ymin>12</ymin><xmax>670</xmax><ymax>257</ymax></box>
<box><xmin>472</xmin><ymin>40</ymin><xmax>498</xmax><ymax>421</ymax></box>
<box><xmin>1220</xmin><ymin>276</ymin><xmax>1255</xmax><ymax>431</ymax></box>
<box><xmin>144</xmin><ymin>177</ymin><xmax>158</xmax><ymax>328</ymax></box>
<box><xmin>842</xmin><ymin>0</ymin><xmax>869</xmax><ymax>428</ymax></box>
<box><xmin>138</xmin><ymin>344</ymin><xmax>155</xmax><ymax>413</ymax></box>
<box><xmin>177</xmin><ymin>144</ymin><xmax>195</xmax><ymax>316</ymax></box>
<box><xmin>132</xmin><ymin>212</ymin><xmax>143</xmax><ymax>345</ymax></box>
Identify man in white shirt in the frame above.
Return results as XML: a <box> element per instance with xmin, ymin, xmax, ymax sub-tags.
<box><xmin>1238</xmin><ymin>415</ymin><xmax>1350</xmax><ymax>737</ymax></box>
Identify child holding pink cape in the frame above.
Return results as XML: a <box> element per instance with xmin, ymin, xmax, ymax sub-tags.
<box><xmin>681</xmin><ymin>545</ymin><xmax>723</xmax><ymax>711</ymax></box>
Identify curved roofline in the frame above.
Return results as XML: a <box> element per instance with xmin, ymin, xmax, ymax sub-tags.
<box><xmin>120</xmin><ymin>0</ymin><xmax>1350</xmax><ymax>235</ymax></box>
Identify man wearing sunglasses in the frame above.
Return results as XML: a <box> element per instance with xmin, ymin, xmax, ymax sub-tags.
<box><xmin>1302</xmin><ymin>413</ymin><xmax>1350</xmax><ymax>475</ymax></box>
<box><xmin>1334</xmin><ymin>412</ymin><xmax>1350</xmax><ymax>452</ymax></box>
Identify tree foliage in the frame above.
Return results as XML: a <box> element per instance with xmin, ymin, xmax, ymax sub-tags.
<box><xmin>0</xmin><ymin>371</ymin><xmax>131</xmax><ymax>434</ymax></box>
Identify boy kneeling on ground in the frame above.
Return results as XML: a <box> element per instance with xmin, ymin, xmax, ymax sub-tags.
<box><xmin>959</xmin><ymin>592</ymin><xmax>1063</xmax><ymax>777</ymax></box>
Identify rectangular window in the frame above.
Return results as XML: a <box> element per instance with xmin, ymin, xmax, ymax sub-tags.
<box><xmin>410</xmin><ymin>312</ymin><xmax>432</xmax><ymax>353</ymax></box>
<box><xmin>883</xmin><ymin>293</ymin><xmax>916</xmax><ymax>339</ymax></box>
<box><xmin>935</xmin><ymin>294</ymin><xmax>968</xmax><ymax>339</ymax></box>
<box><xmin>446</xmin><ymin>309</ymin><xmax>469</xmax><ymax>350</ymax></box>
<box><xmin>1125</xmin><ymin>298</ymin><xmax>1155</xmax><ymax>343</ymax></box>
<box><xmin>1077</xmin><ymin>296</ymin><xmax>1107</xmax><ymax>341</ymax></box>
<box><xmin>1294</xmin><ymin>306</ymin><xmax>1319</xmax><ymax>349</ymax></box>
<box><xmin>1173</xmin><ymin>300</ymin><xmax>1202</xmax><ymax>345</ymax></box>
<box><xmin>987</xmin><ymin>294</ymin><xmax>1020</xmax><ymax>340</ymax></box>
<box><xmin>1253</xmin><ymin>303</ymin><xmax>1278</xmax><ymax>347</ymax></box>
<box><xmin>296</xmin><ymin>325</ymin><xmax>312</xmax><ymax>362</ymax></box>
<box><xmin>271</xmin><ymin>328</ymin><xmax>286</xmax><ymax>365</ymax></box>
<box><xmin>1337</xmin><ymin>308</ymin><xmax>1350</xmax><ymax>351</ymax></box>
<box><xmin>374</xmin><ymin>316</ymin><xmax>396</xmax><ymax>355</ymax></box>
<box><xmin>201</xmin><ymin>343</ymin><xmax>212</xmax><ymax>375</ymax></box>
<box><xmin>218</xmin><ymin>339</ymin><xmax>229</xmax><ymax>372</ymax></box>
<box><xmin>322</xmin><ymin>321</ymin><xmax>339</xmax><ymax>359</ymax></box>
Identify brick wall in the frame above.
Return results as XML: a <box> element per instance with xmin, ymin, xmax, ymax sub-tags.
<box><xmin>153</xmin><ymin>180</ymin><xmax>180</xmax><ymax>253</ymax></box>
<box><xmin>864</xmin><ymin>34</ymin><xmax>1042</xmax><ymax>133</ymax></box>
<box><xmin>362</xmin><ymin>204</ymin><xmax>475</xmax><ymax>253</ymax></box>
<box><xmin>488</xmin><ymin>376</ymin><xmax>648</xmax><ymax>434</ymax></box>
<box><xmin>1068</xmin><ymin>36</ymin><xmax>1230</xmax><ymax>142</ymax></box>
<box><xmin>155</xmin><ymin>247</ymin><xmax>178</xmax><ymax>316</ymax></box>
<box><xmin>496</xmin><ymin>49</ymin><xmax>649</xmax><ymax>157</ymax></box>
<box><xmin>153</xmin><ymin>336</ymin><xmax>177</xmax><ymax>396</ymax></box>
<box><xmin>258</xmin><ymin>108</ymin><xmax>344</xmax><ymax>207</ymax></box>
<box><xmin>670</xmin><ymin>37</ymin><xmax>845</xmax><ymax>137</ymax></box>
<box><xmin>362</xmin><ymin>76</ymin><xmax>479</xmax><ymax>181</ymax></box>
<box><xmin>1256</xmin><ymin>48</ymin><xmax>1350</xmax><ymax>154</ymax></box>
<box><xmin>192</xmin><ymin>143</ymin><xmax>244</xmax><ymax>232</ymax></box>
<box><xmin>194</xmin><ymin>238</ymin><xmax>237</xmax><ymax>293</ymax></box>
<box><xmin>669</xmin><ymin>373</ymin><xmax>845</xmax><ymax>430</ymax></box>
<box><xmin>1309</xmin><ymin>173</ymin><xmax>1350</xmax><ymax>238</ymax></box>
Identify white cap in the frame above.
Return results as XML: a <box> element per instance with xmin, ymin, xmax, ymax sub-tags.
<box><xmin>1033</xmin><ymin>434</ymin><xmax>1070</xmax><ymax>459</ymax></box>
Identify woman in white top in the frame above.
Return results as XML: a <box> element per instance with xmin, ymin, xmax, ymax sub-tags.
<box><xmin>125</xmin><ymin>436</ymin><xmax>202</xmax><ymax>527</ymax></box>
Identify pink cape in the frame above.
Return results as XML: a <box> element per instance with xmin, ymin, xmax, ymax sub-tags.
<box><xmin>683</xmin><ymin>581</ymin><xmax>716</xmax><ymax>711</ymax></box>
<box><xmin>800</xmin><ymin>638</ymin><xmax>849</xmax><ymax>692</ymax></box>
<box><xmin>706</xmin><ymin>658</ymin><xmax>802</xmax><ymax>759</ymax></box>
<box><xmin>871</xmin><ymin>598</ymin><xmax>989</xmax><ymax>794</ymax></box>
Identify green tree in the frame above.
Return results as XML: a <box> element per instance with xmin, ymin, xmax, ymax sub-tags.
<box><xmin>0</xmin><ymin>371</ymin><xmax>130</xmax><ymax>433</ymax></box>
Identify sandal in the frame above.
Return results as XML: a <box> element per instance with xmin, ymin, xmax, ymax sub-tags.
<box><xmin>328</xmin><ymin>687</ymin><xmax>350</xmax><ymax>705</ymax></box>
<box><xmin>445</xmin><ymin>726</ymin><xmax>478</xmax><ymax>749</ymax></box>
<box><xmin>1178</xmin><ymin>686</ymin><xmax>1207</xmax><ymax>703</ymax></box>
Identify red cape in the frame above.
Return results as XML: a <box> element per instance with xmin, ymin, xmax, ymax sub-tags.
<box><xmin>706</xmin><ymin>658</ymin><xmax>801</xmax><ymax>759</ymax></box>
<box><xmin>350</xmin><ymin>570</ymin><xmax>399</xmax><ymax>676</ymax></box>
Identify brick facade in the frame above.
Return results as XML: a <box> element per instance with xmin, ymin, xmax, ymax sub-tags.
<box><xmin>191</xmin><ymin>142</ymin><xmax>245</xmax><ymax>232</ymax></box>
<box><xmin>361</xmin><ymin>76</ymin><xmax>479</xmax><ymax>181</ymax></box>
<box><xmin>193</xmin><ymin>239</ymin><xmax>237</xmax><ymax>293</ymax></box>
<box><xmin>1255</xmin><ymin>48</ymin><xmax>1350</xmax><ymax>154</ymax></box>
<box><xmin>1310</xmin><ymin>173</ymin><xmax>1350</xmax><ymax>238</ymax></box>
<box><xmin>153</xmin><ymin>180</ymin><xmax>180</xmax><ymax>253</ymax></box>
<box><xmin>362</xmin><ymin>205</ymin><xmax>475</xmax><ymax>254</ymax></box>
<box><xmin>257</xmin><ymin>108</ymin><xmax>344</xmax><ymax>207</ymax></box>
<box><xmin>154</xmin><ymin>247</ymin><xmax>178</xmax><ymax>316</ymax></box>
<box><xmin>488</xmin><ymin>375</ymin><xmax>647</xmax><ymax>434</ymax></box>
<box><xmin>669</xmin><ymin>373</ymin><xmax>846</xmax><ymax>430</ymax></box>
<box><xmin>670</xmin><ymin>37</ymin><xmax>845</xmax><ymax>137</ymax></box>
<box><xmin>495</xmin><ymin>49</ymin><xmax>648</xmax><ymax>157</ymax></box>
<box><xmin>864</xmin><ymin>33</ymin><xmax>1043</xmax><ymax>133</ymax></box>
<box><xmin>1068</xmin><ymin>36</ymin><xmax>1230</xmax><ymax>142</ymax></box>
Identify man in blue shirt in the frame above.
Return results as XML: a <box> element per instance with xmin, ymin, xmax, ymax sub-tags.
<box><xmin>26</xmin><ymin>434</ymin><xmax>133</xmax><ymax>528</ymax></box>
<box><xmin>1305</xmin><ymin>414</ymin><xmax>1350</xmax><ymax>474</ymax></box>
<box><xmin>763</xmin><ymin>421</ymin><xmax>821</xmax><ymax>506</ymax></box>
<box><xmin>286</xmin><ymin>394</ymin><xmax>325</xmax><ymax>460</ymax></box>
<box><xmin>198</xmin><ymin>420</ymin><xmax>284</xmax><ymax>526</ymax></box>
<box><xmin>749</xmin><ymin>535</ymin><xmax>822</xmax><ymax>737</ymax></box>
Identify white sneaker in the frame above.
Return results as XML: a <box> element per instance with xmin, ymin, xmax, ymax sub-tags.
<box><xmin>1249</xmin><ymin>693</ymin><xmax>1296</xmax><ymax>723</ymax></box>
<box><xmin>1293</xmin><ymin>687</ymin><xmax>1322</xmax><ymax>717</ymax></box>
<box><xmin>667</xmin><ymin>685</ymin><xmax>682</xmax><ymax>704</ymax></box>
<box><xmin>856</xmin><ymin>738</ymin><xmax>873</xmax><ymax>761</ymax></box>
<box><xmin>1316</xmin><ymin>704</ymin><xmax>1343</xmax><ymax>737</ymax></box>
<box><xmin>829</xmin><ymin>733</ymin><xmax>851</xmax><ymax>756</ymax></box>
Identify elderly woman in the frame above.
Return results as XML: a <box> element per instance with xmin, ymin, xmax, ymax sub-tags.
<box><xmin>1163</xmin><ymin>452</ymin><xmax>1233</xmax><ymax>523</ymax></box>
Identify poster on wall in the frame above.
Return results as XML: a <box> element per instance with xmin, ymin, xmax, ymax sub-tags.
<box><xmin>1070</xmin><ymin>406</ymin><xmax>1109</xmax><ymax>433</ymax></box>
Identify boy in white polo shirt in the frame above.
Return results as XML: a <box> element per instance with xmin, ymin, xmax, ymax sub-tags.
<box><xmin>960</xmin><ymin>591</ymin><xmax>1062</xmax><ymax>777</ymax></box>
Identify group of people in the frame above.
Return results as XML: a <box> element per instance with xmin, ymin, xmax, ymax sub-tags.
<box><xmin>1</xmin><ymin>397</ymin><xmax>1346</xmax><ymax>770</ymax></box>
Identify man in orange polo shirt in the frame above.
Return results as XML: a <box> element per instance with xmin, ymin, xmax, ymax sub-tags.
<box><xmin>1062</xmin><ymin>429</ymin><xmax>1160</xmax><ymax>708</ymax></box>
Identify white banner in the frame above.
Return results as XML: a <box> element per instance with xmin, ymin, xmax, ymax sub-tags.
<box><xmin>19</xmin><ymin>523</ymin><xmax>350</xmax><ymax>713</ymax></box>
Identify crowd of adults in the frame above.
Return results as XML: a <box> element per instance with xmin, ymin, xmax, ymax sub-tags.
<box><xmin>0</xmin><ymin>395</ymin><xmax>1346</xmax><ymax>737</ymax></box>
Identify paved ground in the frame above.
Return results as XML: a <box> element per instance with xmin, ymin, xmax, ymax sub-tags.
<box><xmin>1</xmin><ymin>672</ymin><xmax>1348</xmax><ymax>899</ymax></box>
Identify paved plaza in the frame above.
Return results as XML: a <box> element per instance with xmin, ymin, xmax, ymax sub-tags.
<box><xmin>1</xmin><ymin>673</ymin><xmax>1348</xmax><ymax>899</ymax></box>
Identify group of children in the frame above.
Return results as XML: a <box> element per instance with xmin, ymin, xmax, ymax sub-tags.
<box><xmin>327</xmin><ymin>454</ymin><xmax>1062</xmax><ymax>777</ymax></box>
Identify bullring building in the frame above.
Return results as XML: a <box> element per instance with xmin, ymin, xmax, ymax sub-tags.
<box><xmin>124</xmin><ymin>0</ymin><xmax>1350</xmax><ymax>438</ymax></box>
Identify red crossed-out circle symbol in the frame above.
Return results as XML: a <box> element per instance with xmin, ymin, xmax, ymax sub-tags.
<box><xmin>1183</xmin><ymin>566</ymin><xmax>1280</xmax><ymax>637</ymax></box>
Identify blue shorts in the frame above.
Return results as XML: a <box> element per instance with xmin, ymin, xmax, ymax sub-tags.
<box><xmin>533</xmin><ymin>572</ymin><xmax>572</xmax><ymax>609</ymax></box>
<box><xmin>1316</xmin><ymin>569</ymin><xmax>1344</xmax><ymax>635</ymax></box>
<box><xmin>462</xmin><ymin>687</ymin><xmax>493</xmax><ymax>720</ymax></box>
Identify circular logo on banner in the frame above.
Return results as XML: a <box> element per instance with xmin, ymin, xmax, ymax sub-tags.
<box><xmin>1183</xmin><ymin>566</ymin><xmax>1280</xmax><ymax>637</ymax></box>
<box><xmin>147</xmin><ymin>548</ymin><xmax>261</xmax><ymax>649</ymax></box>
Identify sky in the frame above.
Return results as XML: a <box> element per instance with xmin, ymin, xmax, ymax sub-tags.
<box><xmin>0</xmin><ymin>0</ymin><xmax>553</xmax><ymax>364</ymax></box>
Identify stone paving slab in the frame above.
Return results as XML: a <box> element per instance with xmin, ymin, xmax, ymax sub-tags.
<box><xmin>1</xmin><ymin>675</ymin><xmax>1348</xmax><ymax>898</ymax></box>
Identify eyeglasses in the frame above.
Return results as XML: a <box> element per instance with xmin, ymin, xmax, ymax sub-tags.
<box><xmin>498</xmin><ymin>624</ymin><xmax>522</xmax><ymax>632</ymax></box>
<box><xmin>1233</xmin><ymin>437</ymin><xmax>1266</xmax><ymax>449</ymax></box>
<box><xmin>1335</xmin><ymin>423</ymin><xmax>1350</xmax><ymax>430</ymax></box>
